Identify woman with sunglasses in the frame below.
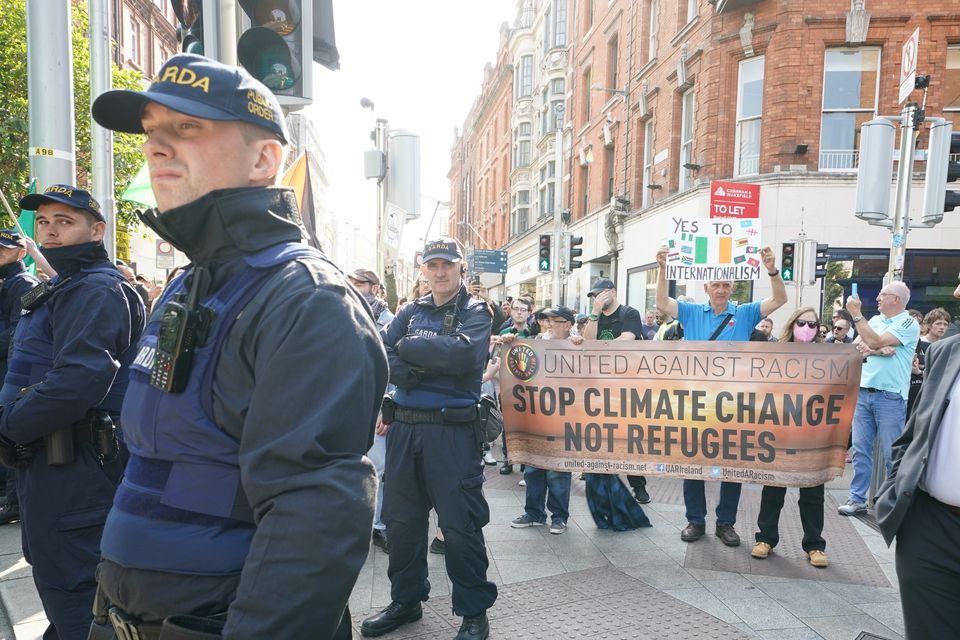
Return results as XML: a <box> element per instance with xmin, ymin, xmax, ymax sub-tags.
<box><xmin>752</xmin><ymin>307</ymin><xmax>829</xmax><ymax>568</ymax></box>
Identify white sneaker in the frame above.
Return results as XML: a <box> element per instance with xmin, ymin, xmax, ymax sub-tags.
<box><xmin>482</xmin><ymin>451</ymin><xmax>497</xmax><ymax>465</ymax></box>
<box><xmin>837</xmin><ymin>500</ymin><xmax>868</xmax><ymax>516</ymax></box>
<box><xmin>518</xmin><ymin>479</ymin><xmax>526</xmax><ymax>487</ymax></box>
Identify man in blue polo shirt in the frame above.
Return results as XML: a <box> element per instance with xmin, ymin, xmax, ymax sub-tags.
<box><xmin>655</xmin><ymin>245</ymin><xmax>787</xmax><ymax>546</ymax></box>
<box><xmin>838</xmin><ymin>281</ymin><xmax>920</xmax><ymax>516</ymax></box>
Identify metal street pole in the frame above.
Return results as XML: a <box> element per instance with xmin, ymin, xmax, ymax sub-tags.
<box><xmin>374</xmin><ymin>118</ymin><xmax>388</xmax><ymax>276</ymax></box>
<box><xmin>27</xmin><ymin>0</ymin><xmax>76</xmax><ymax>189</ymax></box>
<box><xmin>552</xmin><ymin>104</ymin><xmax>565</xmax><ymax>307</ymax></box>
<box><xmin>887</xmin><ymin>104</ymin><xmax>917</xmax><ymax>283</ymax></box>
<box><xmin>90</xmin><ymin>0</ymin><xmax>115</xmax><ymax>260</ymax></box>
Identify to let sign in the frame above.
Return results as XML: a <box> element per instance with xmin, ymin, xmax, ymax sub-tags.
<box><xmin>899</xmin><ymin>28</ymin><xmax>920</xmax><ymax>105</ymax></box>
<box><xmin>710</xmin><ymin>181</ymin><xmax>760</xmax><ymax>219</ymax></box>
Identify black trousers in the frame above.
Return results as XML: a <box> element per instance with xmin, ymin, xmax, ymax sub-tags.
<box><xmin>755</xmin><ymin>484</ymin><xmax>825</xmax><ymax>552</ymax></box>
<box><xmin>383</xmin><ymin>421</ymin><xmax>498</xmax><ymax>617</ymax></box>
<box><xmin>896</xmin><ymin>490</ymin><xmax>960</xmax><ymax>640</ymax></box>
<box><xmin>626</xmin><ymin>475</ymin><xmax>646</xmax><ymax>490</ymax></box>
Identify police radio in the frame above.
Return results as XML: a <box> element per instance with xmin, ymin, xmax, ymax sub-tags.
<box><xmin>150</xmin><ymin>267</ymin><xmax>211</xmax><ymax>393</ymax></box>
<box><xmin>21</xmin><ymin>277</ymin><xmax>73</xmax><ymax>312</ymax></box>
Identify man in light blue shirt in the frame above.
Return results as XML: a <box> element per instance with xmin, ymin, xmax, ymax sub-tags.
<box><xmin>656</xmin><ymin>246</ymin><xmax>787</xmax><ymax>547</ymax></box>
<box><xmin>839</xmin><ymin>281</ymin><xmax>920</xmax><ymax>516</ymax></box>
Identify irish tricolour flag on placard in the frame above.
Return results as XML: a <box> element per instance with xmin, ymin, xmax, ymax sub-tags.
<box><xmin>664</xmin><ymin>216</ymin><xmax>763</xmax><ymax>282</ymax></box>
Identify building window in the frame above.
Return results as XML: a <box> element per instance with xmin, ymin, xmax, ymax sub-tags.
<box><xmin>820</xmin><ymin>48</ymin><xmax>880</xmax><ymax>170</ymax></box>
<box><xmin>679</xmin><ymin>89</ymin><xmax>695</xmax><ymax>191</ymax></box>
<box><xmin>516</xmin><ymin>55</ymin><xmax>533</xmax><ymax>98</ymax></box>
<box><xmin>686</xmin><ymin>0</ymin><xmax>697</xmax><ymax>24</ymax></box>
<box><xmin>607</xmin><ymin>35</ymin><xmax>619</xmax><ymax>93</ymax></box>
<box><xmin>642</xmin><ymin>119</ymin><xmax>654</xmax><ymax>208</ymax></box>
<box><xmin>735</xmin><ymin>56</ymin><xmax>764</xmax><ymax>176</ymax></box>
<box><xmin>584</xmin><ymin>0</ymin><xmax>594</xmax><ymax>32</ymax></box>
<box><xmin>550</xmin><ymin>79</ymin><xmax>565</xmax><ymax>132</ymax></box>
<box><xmin>580</xmin><ymin>164</ymin><xmax>590</xmax><ymax>215</ymax></box>
<box><xmin>647</xmin><ymin>0</ymin><xmax>657</xmax><ymax>62</ymax></box>
<box><xmin>543</xmin><ymin>8</ymin><xmax>552</xmax><ymax>52</ymax></box>
<box><xmin>554</xmin><ymin>0</ymin><xmax>568</xmax><ymax>48</ymax></box>
<box><xmin>582</xmin><ymin>67</ymin><xmax>592</xmax><ymax>121</ymax></box>
<box><xmin>538</xmin><ymin>162</ymin><xmax>556</xmax><ymax>220</ymax></box>
<box><xmin>946</xmin><ymin>46</ymin><xmax>960</xmax><ymax>112</ymax></box>
<box><xmin>514</xmin><ymin>123</ymin><xmax>532</xmax><ymax>167</ymax></box>
<box><xmin>129</xmin><ymin>16</ymin><xmax>142</xmax><ymax>66</ymax></box>
<box><xmin>511</xmin><ymin>191</ymin><xmax>530</xmax><ymax>236</ymax></box>
<box><xmin>605</xmin><ymin>145</ymin><xmax>616</xmax><ymax>201</ymax></box>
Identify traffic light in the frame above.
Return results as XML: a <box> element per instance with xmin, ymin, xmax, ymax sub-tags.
<box><xmin>802</xmin><ymin>240</ymin><xmax>829</xmax><ymax>284</ymax></box>
<box><xmin>814</xmin><ymin>243</ymin><xmax>829</xmax><ymax>280</ymax></box>
<box><xmin>921</xmin><ymin>120</ymin><xmax>960</xmax><ymax>225</ymax></box>
<box><xmin>568</xmin><ymin>235</ymin><xmax>583</xmax><ymax>271</ymax></box>
<box><xmin>538</xmin><ymin>234</ymin><xmax>552</xmax><ymax>272</ymax></box>
<box><xmin>171</xmin><ymin>0</ymin><xmax>204</xmax><ymax>54</ymax></box>
<box><xmin>237</xmin><ymin>0</ymin><xmax>340</xmax><ymax>108</ymax></box>
<box><xmin>781</xmin><ymin>241</ymin><xmax>796</xmax><ymax>282</ymax></box>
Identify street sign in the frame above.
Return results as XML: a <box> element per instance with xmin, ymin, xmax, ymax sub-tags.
<box><xmin>709</xmin><ymin>181</ymin><xmax>760</xmax><ymax>219</ymax></box>
<box><xmin>469</xmin><ymin>249</ymin><xmax>508</xmax><ymax>274</ymax></box>
<box><xmin>899</xmin><ymin>28</ymin><xmax>920</xmax><ymax>104</ymax></box>
<box><xmin>156</xmin><ymin>239</ymin><xmax>174</xmax><ymax>270</ymax></box>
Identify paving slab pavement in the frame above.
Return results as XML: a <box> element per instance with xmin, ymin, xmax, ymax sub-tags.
<box><xmin>0</xmin><ymin>462</ymin><xmax>906</xmax><ymax>639</ymax></box>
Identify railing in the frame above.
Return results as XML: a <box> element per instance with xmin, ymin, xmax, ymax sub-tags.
<box><xmin>819</xmin><ymin>149</ymin><xmax>859</xmax><ymax>171</ymax></box>
<box><xmin>736</xmin><ymin>154</ymin><xmax>760</xmax><ymax>176</ymax></box>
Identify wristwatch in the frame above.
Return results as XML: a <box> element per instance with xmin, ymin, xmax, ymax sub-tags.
<box><xmin>852</xmin><ymin>315</ymin><xmax>863</xmax><ymax>323</ymax></box>
<box><xmin>588</xmin><ymin>314</ymin><xmax>599</xmax><ymax>321</ymax></box>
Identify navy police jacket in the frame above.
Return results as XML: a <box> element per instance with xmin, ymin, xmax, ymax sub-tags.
<box><xmin>0</xmin><ymin>243</ymin><xmax>145</xmax><ymax>442</ymax></box>
<box><xmin>0</xmin><ymin>261</ymin><xmax>39</xmax><ymax>378</ymax></box>
<box><xmin>382</xmin><ymin>286</ymin><xmax>492</xmax><ymax>409</ymax></box>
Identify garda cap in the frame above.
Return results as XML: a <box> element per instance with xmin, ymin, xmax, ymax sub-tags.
<box><xmin>91</xmin><ymin>53</ymin><xmax>289</xmax><ymax>143</ymax></box>
<box><xmin>0</xmin><ymin>230</ymin><xmax>24</xmax><ymax>249</ymax></box>
<box><xmin>420</xmin><ymin>238</ymin><xmax>464</xmax><ymax>264</ymax></box>
<box><xmin>20</xmin><ymin>184</ymin><xmax>105</xmax><ymax>222</ymax></box>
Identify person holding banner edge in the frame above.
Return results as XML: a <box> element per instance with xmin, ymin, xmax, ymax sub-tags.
<box><xmin>655</xmin><ymin>245</ymin><xmax>787</xmax><ymax>546</ymax></box>
<box><xmin>751</xmin><ymin>307</ymin><xmax>829</xmax><ymax>567</ymax></box>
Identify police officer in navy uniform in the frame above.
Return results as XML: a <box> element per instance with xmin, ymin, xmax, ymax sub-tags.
<box><xmin>90</xmin><ymin>54</ymin><xmax>387</xmax><ymax>639</ymax></box>
<box><xmin>0</xmin><ymin>186</ymin><xmax>145</xmax><ymax>640</ymax></box>
<box><xmin>361</xmin><ymin>238</ymin><xmax>497</xmax><ymax>640</ymax></box>
<box><xmin>0</xmin><ymin>230</ymin><xmax>39</xmax><ymax>525</ymax></box>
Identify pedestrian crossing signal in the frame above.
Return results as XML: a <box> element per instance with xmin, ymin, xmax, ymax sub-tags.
<box><xmin>781</xmin><ymin>242</ymin><xmax>796</xmax><ymax>282</ymax></box>
<box><xmin>539</xmin><ymin>234</ymin><xmax>552</xmax><ymax>272</ymax></box>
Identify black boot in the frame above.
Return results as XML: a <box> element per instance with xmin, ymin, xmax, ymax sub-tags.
<box><xmin>360</xmin><ymin>601</ymin><xmax>422</xmax><ymax>637</ymax></box>
<box><xmin>455</xmin><ymin>611</ymin><xmax>489</xmax><ymax>640</ymax></box>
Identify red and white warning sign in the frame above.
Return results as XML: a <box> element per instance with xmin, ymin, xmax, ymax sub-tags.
<box><xmin>899</xmin><ymin>28</ymin><xmax>919</xmax><ymax>104</ymax></box>
<box><xmin>709</xmin><ymin>181</ymin><xmax>760</xmax><ymax>219</ymax></box>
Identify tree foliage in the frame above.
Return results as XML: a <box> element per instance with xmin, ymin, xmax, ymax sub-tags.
<box><xmin>822</xmin><ymin>260</ymin><xmax>850</xmax><ymax>320</ymax></box>
<box><xmin>0</xmin><ymin>0</ymin><xmax>146</xmax><ymax>238</ymax></box>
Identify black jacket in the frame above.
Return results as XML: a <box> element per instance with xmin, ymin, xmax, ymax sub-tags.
<box><xmin>141</xmin><ymin>187</ymin><xmax>389</xmax><ymax>639</ymax></box>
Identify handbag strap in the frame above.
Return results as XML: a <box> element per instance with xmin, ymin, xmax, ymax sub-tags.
<box><xmin>708</xmin><ymin>313</ymin><xmax>734</xmax><ymax>341</ymax></box>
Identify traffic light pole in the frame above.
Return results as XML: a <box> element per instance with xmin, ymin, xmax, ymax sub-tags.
<box><xmin>552</xmin><ymin>109</ymin><xmax>564</xmax><ymax>306</ymax></box>
<box><xmin>887</xmin><ymin>103</ymin><xmax>918</xmax><ymax>283</ymax></box>
<box><xmin>90</xmin><ymin>0</ymin><xmax>115</xmax><ymax>261</ymax></box>
<box><xmin>26</xmin><ymin>0</ymin><xmax>76</xmax><ymax>189</ymax></box>
<box><xmin>374</xmin><ymin>118</ymin><xmax>389</xmax><ymax>276</ymax></box>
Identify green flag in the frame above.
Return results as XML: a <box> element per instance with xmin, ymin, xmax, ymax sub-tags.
<box><xmin>17</xmin><ymin>179</ymin><xmax>37</xmax><ymax>274</ymax></box>
<box><xmin>121</xmin><ymin>161</ymin><xmax>156</xmax><ymax>209</ymax></box>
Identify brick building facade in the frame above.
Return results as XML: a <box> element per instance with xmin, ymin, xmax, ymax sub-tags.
<box><xmin>451</xmin><ymin>0</ymin><xmax>960</xmax><ymax>326</ymax></box>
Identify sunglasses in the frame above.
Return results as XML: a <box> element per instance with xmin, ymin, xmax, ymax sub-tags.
<box><xmin>833</xmin><ymin>325</ymin><xmax>849</xmax><ymax>331</ymax></box>
<box><xmin>795</xmin><ymin>319</ymin><xmax>819</xmax><ymax>328</ymax></box>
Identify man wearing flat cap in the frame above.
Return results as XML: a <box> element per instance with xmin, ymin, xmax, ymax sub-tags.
<box><xmin>0</xmin><ymin>185</ymin><xmax>145</xmax><ymax>640</ymax></box>
<box><xmin>363</xmin><ymin>237</ymin><xmax>496</xmax><ymax>640</ymax></box>
<box><xmin>89</xmin><ymin>53</ymin><xmax>387</xmax><ymax>639</ymax></box>
<box><xmin>0</xmin><ymin>230</ymin><xmax>38</xmax><ymax>527</ymax></box>
<box><xmin>350</xmin><ymin>268</ymin><xmax>393</xmax><ymax>329</ymax></box>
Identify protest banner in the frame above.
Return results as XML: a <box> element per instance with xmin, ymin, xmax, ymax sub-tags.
<box><xmin>665</xmin><ymin>216</ymin><xmax>762</xmax><ymax>281</ymax></box>
<box><xmin>500</xmin><ymin>340</ymin><xmax>862</xmax><ymax>487</ymax></box>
